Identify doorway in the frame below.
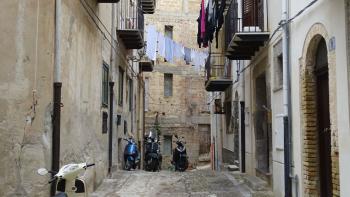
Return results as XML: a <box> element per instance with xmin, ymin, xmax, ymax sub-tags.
<box><xmin>254</xmin><ymin>73</ymin><xmax>271</xmax><ymax>175</ymax></box>
<box><xmin>315</xmin><ymin>39</ymin><xmax>332</xmax><ymax>197</ymax></box>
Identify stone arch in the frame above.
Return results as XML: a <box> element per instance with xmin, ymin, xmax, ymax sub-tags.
<box><xmin>300</xmin><ymin>23</ymin><xmax>339</xmax><ymax>196</ymax></box>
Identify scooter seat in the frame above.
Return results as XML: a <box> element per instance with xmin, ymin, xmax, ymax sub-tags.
<box><xmin>53</xmin><ymin>192</ymin><xmax>68</xmax><ymax>197</ymax></box>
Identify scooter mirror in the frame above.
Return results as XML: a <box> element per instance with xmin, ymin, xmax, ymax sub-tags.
<box><xmin>37</xmin><ymin>168</ymin><xmax>48</xmax><ymax>176</ymax></box>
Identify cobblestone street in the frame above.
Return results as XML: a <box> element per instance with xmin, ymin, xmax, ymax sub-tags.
<box><xmin>91</xmin><ymin>169</ymin><xmax>273</xmax><ymax>197</ymax></box>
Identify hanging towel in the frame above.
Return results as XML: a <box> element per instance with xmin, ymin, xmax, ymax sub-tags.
<box><xmin>157</xmin><ymin>32</ymin><xmax>166</xmax><ymax>58</ymax></box>
<box><xmin>165</xmin><ymin>37</ymin><xmax>174</xmax><ymax>62</ymax></box>
<box><xmin>145</xmin><ymin>25</ymin><xmax>157</xmax><ymax>61</ymax></box>
<box><xmin>184</xmin><ymin>47</ymin><xmax>191</xmax><ymax>64</ymax></box>
<box><xmin>174</xmin><ymin>42</ymin><xmax>184</xmax><ymax>59</ymax></box>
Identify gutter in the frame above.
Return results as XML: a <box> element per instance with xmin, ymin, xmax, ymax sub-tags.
<box><xmin>282</xmin><ymin>0</ymin><xmax>292</xmax><ymax>196</ymax></box>
<box><xmin>51</xmin><ymin>0</ymin><xmax>62</xmax><ymax>195</ymax></box>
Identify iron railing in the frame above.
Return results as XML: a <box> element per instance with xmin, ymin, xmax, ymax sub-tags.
<box><xmin>225</xmin><ymin>0</ymin><xmax>268</xmax><ymax>49</ymax></box>
<box><xmin>205</xmin><ymin>53</ymin><xmax>231</xmax><ymax>81</ymax></box>
<box><xmin>117</xmin><ymin>0</ymin><xmax>144</xmax><ymax>33</ymax></box>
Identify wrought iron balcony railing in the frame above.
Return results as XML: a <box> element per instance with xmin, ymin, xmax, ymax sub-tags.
<box><xmin>225</xmin><ymin>0</ymin><xmax>269</xmax><ymax>60</ymax></box>
<box><xmin>116</xmin><ymin>0</ymin><xmax>144</xmax><ymax>49</ymax></box>
<box><xmin>205</xmin><ymin>53</ymin><xmax>232</xmax><ymax>92</ymax></box>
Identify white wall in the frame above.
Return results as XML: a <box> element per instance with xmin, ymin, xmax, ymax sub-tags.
<box><xmin>289</xmin><ymin>0</ymin><xmax>348</xmax><ymax>196</ymax></box>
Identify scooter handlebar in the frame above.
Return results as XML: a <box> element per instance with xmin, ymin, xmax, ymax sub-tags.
<box><xmin>48</xmin><ymin>176</ymin><xmax>57</xmax><ymax>184</ymax></box>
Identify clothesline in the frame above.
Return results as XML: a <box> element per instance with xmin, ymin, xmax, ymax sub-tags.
<box><xmin>145</xmin><ymin>25</ymin><xmax>209</xmax><ymax>71</ymax></box>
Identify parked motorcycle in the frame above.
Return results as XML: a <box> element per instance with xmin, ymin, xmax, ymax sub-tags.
<box><xmin>144</xmin><ymin>130</ymin><xmax>162</xmax><ymax>171</ymax></box>
<box><xmin>37</xmin><ymin>162</ymin><xmax>95</xmax><ymax>197</ymax></box>
<box><xmin>172</xmin><ymin>135</ymin><xmax>188</xmax><ymax>172</ymax></box>
<box><xmin>123</xmin><ymin>137</ymin><xmax>140</xmax><ymax>170</ymax></box>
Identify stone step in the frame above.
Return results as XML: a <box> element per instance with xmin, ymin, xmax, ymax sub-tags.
<box><xmin>243</xmin><ymin>175</ymin><xmax>269</xmax><ymax>191</ymax></box>
<box><xmin>251</xmin><ymin>191</ymin><xmax>275</xmax><ymax>197</ymax></box>
<box><xmin>227</xmin><ymin>165</ymin><xmax>239</xmax><ymax>171</ymax></box>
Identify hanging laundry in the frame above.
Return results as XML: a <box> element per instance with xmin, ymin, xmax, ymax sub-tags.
<box><xmin>174</xmin><ymin>42</ymin><xmax>184</xmax><ymax>59</ymax></box>
<box><xmin>145</xmin><ymin>25</ymin><xmax>157</xmax><ymax>61</ymax></box>
<box><xmin>157</xmin><ymin>32</ymin><xmax>166</xmax><ymax>57</ymax></box>
<box><xmin>201</xmin><ymin>0</ymin><xmax>206</xmax><ymax>39</ymax></box>
<box><xmin>184</xmin><ymin>47</ymin><xmax>191</xmax><ymax>64</ymax></box>
<box><xmin>165</xmin><ymin>36</ymin><xmax>174</xmax><ymax>62</ymax></box>
<box><xmin>216</xmin><ymin>0</ymin><xmax>226</xmax><ymax>48</ymax></box>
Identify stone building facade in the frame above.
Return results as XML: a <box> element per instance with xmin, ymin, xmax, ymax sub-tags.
<box><xmin>0</xmin><ymin>0</ymin><xmax>149</xmax><ymax>196</ymax></box>
<box><xmin>207</xmin><ymin>0</ymin><xmax>348</xmax><ymax>196</ymax></box>
<box><xmin>143</xmin><ymin>0</ymin><xmax>211</xmax><ymax>169</ymax></box>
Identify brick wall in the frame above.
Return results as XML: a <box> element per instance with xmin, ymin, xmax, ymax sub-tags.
<box><xmin>300</xmin><ymin>23</ymin><xmax>340</xmax><ymax>197</ymax></box>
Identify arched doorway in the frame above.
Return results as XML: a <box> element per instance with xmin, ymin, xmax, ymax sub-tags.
<box><xmin>300</xmin><ymin>24</ymin><xmax>339</xmax><ymax>196</ymax></box>
<box><xmin>315</xmin><ymin>38</ymin><xmax>332</xmax><ymax>197</ymax></box>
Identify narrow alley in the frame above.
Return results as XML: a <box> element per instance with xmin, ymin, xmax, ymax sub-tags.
<box><xmin>2</xmin><ymin>0</ymin><xmax>350</xmax><ymax>197</ymax></box>
<box><xmin>91</xmin><ymin>169</ymin><xmax>273</xmax><ymax>197</ymax></box>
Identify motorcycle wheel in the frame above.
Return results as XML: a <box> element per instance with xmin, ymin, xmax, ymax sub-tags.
<box><xmin>125</xmin><ymin>159</ymin><xmax>132</xmax><ymax>171</ymax></box>
<box><xmin>148</xmin><ymin>158</ymin><xmax>157</xmax><ymax>172</ymax></box>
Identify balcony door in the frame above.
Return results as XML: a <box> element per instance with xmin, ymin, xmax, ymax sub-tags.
<box><xmin>242</xmin><ymin>0</ymin><xmax>264</xmax><ymax>30</ymax></box>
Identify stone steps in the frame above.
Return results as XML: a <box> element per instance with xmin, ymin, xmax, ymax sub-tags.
<box><xmin>226</xmin><ymin>173</ymin><xmax>274</xmax><ymax>197</ymax></box>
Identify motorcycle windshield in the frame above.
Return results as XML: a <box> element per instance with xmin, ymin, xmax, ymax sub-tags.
<box><xmin>125</xmin><ymin>143</ymin><xmax>137</xmax><ymax>155</ymax></box>
<box><xmin>147</xmin><ymin>129</ymin><xmax>158</xmax><ymax>140</ymax></box>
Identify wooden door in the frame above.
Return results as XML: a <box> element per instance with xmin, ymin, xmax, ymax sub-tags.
<box><xmin>317</xmin><ymin>72</ymin><xmax>332</xmax><ymax>197</ymax></box>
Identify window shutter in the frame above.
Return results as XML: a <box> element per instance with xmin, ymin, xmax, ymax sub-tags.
<box><xmin>242</xmin><ymin>0</ymin><xmax>259</xmax><ymax>27</ymax></box>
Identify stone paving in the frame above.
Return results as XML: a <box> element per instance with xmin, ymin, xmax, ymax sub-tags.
<box><xmin>91</xmin><ymin>169</ymin><xmax>274</xmax><ymax>197</ymax></box>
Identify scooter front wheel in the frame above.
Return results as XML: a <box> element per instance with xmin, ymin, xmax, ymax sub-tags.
<box><xmin>125</xmin><ymin>160</ymin><xmax>132</xmax><ymax>171</ymax></box>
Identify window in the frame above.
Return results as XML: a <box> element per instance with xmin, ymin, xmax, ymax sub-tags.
<box><xmin>164</xmin><ymin>73</ymin><xmax>173</xmax><ymax>97</ymax></box>
<box><xmin>118</xmin><ymin>67</ymin><xmax>124</xmax><ymax>106</ymax></box>
<box><xmin>102</xmin><ymin>63</ymin><xmax>109</xmax><ymax>106</ymax></box>
<box><xmin>128</xmin><ymin>78</ymin><xmax>133</xmax><ymax>111</ymax></box>
<box><xmin>273</xmin><ymin>40</ymin><xmax>283</xmax><ymax>91</ymax></box>
<box><xmin>124</xmin><ymin>120</ymin><xmax>127</xmax><ymax>135</ymax></box>
<box><xmin>102</xmin><ymin>112</ymin><xmax>108</xmax><ymax>134</ymax></box>
<box><xmin>165</xmin><ymin>25</ymin><xmax>173</xmax><ymax>39</ymax></box>
<box><xmin>163</xmin><ymin>135</ymin><xmax>172</xmax><ymax>155</ymax></box>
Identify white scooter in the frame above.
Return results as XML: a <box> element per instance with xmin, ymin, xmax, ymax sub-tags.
<box><xmin>37</xmin><ymin>162</ymin><xmax>95</xmax><ymax>197</ymax></box>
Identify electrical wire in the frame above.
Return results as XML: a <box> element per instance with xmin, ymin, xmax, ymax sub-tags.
<box><xmin>79</xmin><ymin>0</ymin><xmax>143</xmax><ymax>78</ymax></box>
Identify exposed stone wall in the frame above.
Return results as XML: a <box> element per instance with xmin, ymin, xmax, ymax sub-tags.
<box><xmin>143</xmin><ymin>0</ymin><xmax>209</xmax><ymax>169</ymax></box>
<box><xmin>300</xmin><ymin>23</ymin><xmax>339</xmax><ymax>197</ymax></box>
<box><xmin>144</xmin><ymin>64</ymin><xmax>210</xmax><ymax>168</ymax></box>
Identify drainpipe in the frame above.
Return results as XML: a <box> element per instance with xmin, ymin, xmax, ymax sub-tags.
<box><xmin>282</xmin><ymin>0</ymin><xmax>292</xmax><ymax>196</ymax></box>
<box><xmin>240</xmin><ymin>60</ymin><xmax>246</xmax><ymax>173</ymax></box>
<box><xmin>51</xmin><ymin>0</ymin><xmax>62</xmax><ymax>196</ymax></box>
<box><xmin>142</xmin><ymin>78</ymin><xmax>145</xmax><ymax>169</ymax></box>
<box><xmin>108</xmin><ymin>3</ymin><xmax>116</xmax><ymax>174</ymax></box>
<box><xmin>108</xmin><ymin>82</ymin><xmax>114</xmax><ymax>174</ymax></box>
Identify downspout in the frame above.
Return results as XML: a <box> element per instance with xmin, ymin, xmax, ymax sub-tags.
<box><xmin>51</xmin><ymin>0</ymin><xmax>62</xmax><ymax>195</ymax></box>
<box><xmin>108</xmin><ymin>82</ymin><xmax>114</xmax><ymax>174</ymax></box>
<box><xmin>240</xmin><ymin>61</ymin><xmax>246</xmax><ymax>173</ymax></box>
<box><xmin>282</xmin><ymin>0</ymin><xmax>292</xmax><ymax>196</ymax></box>
<box><xmin>142</xmin><ymin>78</ymin><xmax>146</xmax><ymax>169</ymax></box>
<box><xmin>108</xmin><ymin>3</ymin><xmax>116</xmax><ymax>174</ymax></box>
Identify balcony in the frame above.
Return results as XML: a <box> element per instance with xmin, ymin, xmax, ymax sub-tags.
<box><xmin>139</xmin><ymin>56</ymin><xmax>154</xmax><ymax>72</ymax></box>
<box><xmin>205</xmin><ymin>53</ymin><xmax>232</xmax><ymax>92</ymax></box>
<box><xmin>225</xmin><ymin>0</ymin><xmax>269</xmax><ymax>60</ymax></box>
<box><xmin>97</xmin><ymin>0</ymin><xmax>120</xmax><ymax>3</ymax></box>
<box><xmin>116</xmin><ymin>3</ymin><xmax>144</xmax><ymax>49</ymax></box>
<box><xmin>141</xmin><ymin>0</ymin><xmax>156</xmax><ymax>14</ymax></box>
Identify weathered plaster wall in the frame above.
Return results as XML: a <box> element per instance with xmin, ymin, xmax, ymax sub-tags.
<box><xmin>0</xmin><ymin>1</ymin><xmax>54</xmax><ymax>196</ymax></box>
<box><xmin>0</xmin><ymin>1</ymin><xmax>136</xmax><ymax>196</ymax></box>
